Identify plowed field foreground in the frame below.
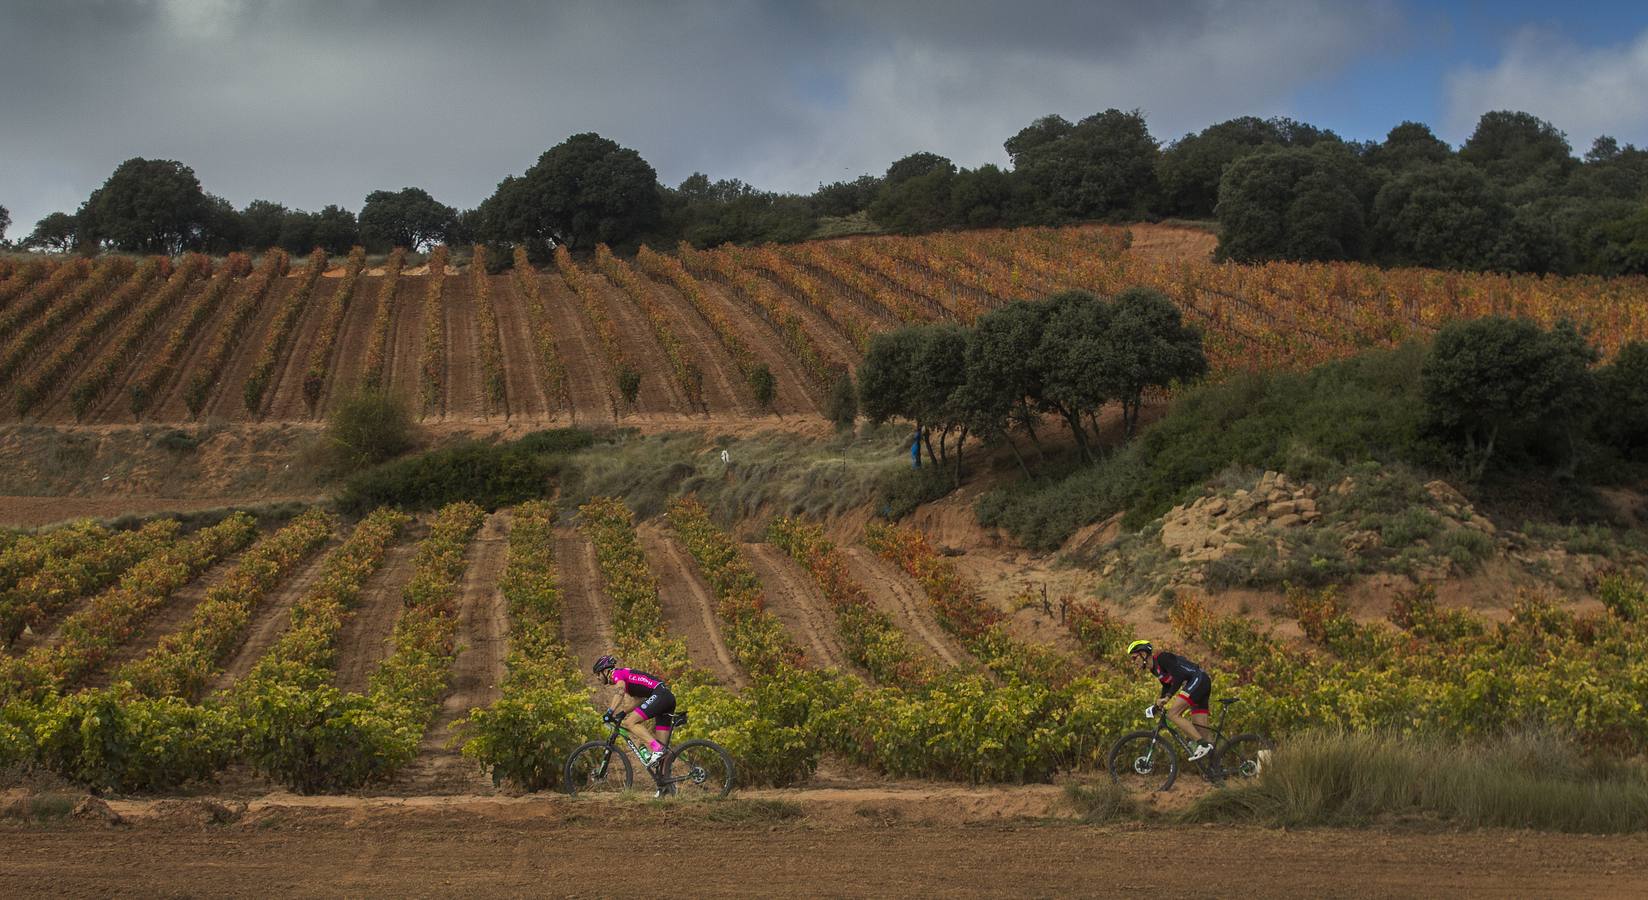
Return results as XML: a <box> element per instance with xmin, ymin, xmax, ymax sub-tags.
<box><xmin>2</xmin><ymin>792</ymin><xmax>1643</xmax><ymax>899</ymax></box>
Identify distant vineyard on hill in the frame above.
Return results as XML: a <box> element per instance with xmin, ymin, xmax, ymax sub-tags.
<box><xmin>0</xmin><ymin>224</ymin><xmax>1642</xmax><ymax>425</ymax></box>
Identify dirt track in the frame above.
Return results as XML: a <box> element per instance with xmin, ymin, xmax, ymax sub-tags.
<box><xmin>589</xmin><ymin>275</ymin><xmax>685</xmax><ymax>414</ymax></box>
<box><xmin>537</xmin><ymin>273</ymin><xmax>616</xmax><ymax>423</ymax></box>
<box><xmin>381</xmin><ymin>277</ymin><xmax>425</xmax><ymax>417</ymax></box>
<box><xmin>743</xmin><ymin>542</ymin><xmax>854</xmax><ymax>672</ymax></box>
<box><xmin>260</xmin><ymin>281</ymin><xmax>330</xmax><ymax>420</ymax></box>
<box><xmin>3</xmin><ymin>792</ymin><xmax>1644</xmax><ymax>899</ymax></box>
<box><xmin>80</xmin><ymin>548</ymin><xmax>250</xmax><ymax>688</ymax></box>
<box><xmin>640</xmin><ymin>524</ymin><xmax>748</xmax><ymax>690</ymax></box>
<box><xmin>843</xmin><ymin>546</ymin><xmax>976</xmax><ymax>671</ymax></box>
<box><xmin>332</xmin><ymin>529</ymin><xmax>422</xmax><ymax>693</ymax></box>
<box><xmin>439</xmin><ymin>273</ymin><xmax>483</xmax><ymax>421</ymax></box>
<box><xmin>390</xmin><ymin>511</ymin><xmax>508</xmax><ymax>794</ymax></box>
<box><xmin>208</xmin><ymin>545</ymin><xmax>338</xmax><ymax>692</ymax></box>
<box><xmin>146</xmin><ymin>275</ymin><xmax>250</xmax><ymax>422</ymax></box>
<box><xmin>492</xmin><ymin>275</ymin><xmax>552</xmax><ymax>419</ymax></box>
<box><xmin>623</xmin><ymin>270</ymin><xmax>753</xmax><ymax>415</ymax></box>
<box><xmin>555</xmin><ymin>526</ymin><xmax>614</xmax><ymax>692</ymax></box>
<box><xmin>689</xmin><ymin>274</ymin><xmax>821</xmax><ymax>414</ymax></box>
<box><xmin>202</xmin><ymin>277</ymin><xmax>294</xmax><ymax>421</ymax></box>
<box><xmin>310</xmin><ymin>268</ymin><xmax>383</xmax><ymax>415</ymax></box>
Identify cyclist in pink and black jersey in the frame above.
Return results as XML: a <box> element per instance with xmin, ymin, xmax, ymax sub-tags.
<box><xmin>593</xmin><ymin>654</ymin><xmax>675</xmax><ymax>767</ymax></box>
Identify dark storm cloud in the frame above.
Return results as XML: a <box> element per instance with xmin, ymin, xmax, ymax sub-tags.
<box><xmin>0</xmin><ymin>0</ymin><xmax>1399</xmax><ymax>237</ymax></box>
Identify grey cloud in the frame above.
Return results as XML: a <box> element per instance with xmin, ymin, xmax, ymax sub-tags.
<box><xmin>1444</xmin><ymin>26</ymin><xmax>1648</xmax><ymax>148</ymax></box>
<box><xmin>1</xmin><ymin>0</ymin><xmax>1399</xmax><ymax>236</ymax></box>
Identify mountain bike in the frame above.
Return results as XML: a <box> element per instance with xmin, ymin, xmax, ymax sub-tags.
<box><xmin>563</xmin><ymin>710</ymin><xmax>737</xmax><ymax>799</ymax></box>
<box><xmin>1106</xmin><ymin>697</ymin><xmax>1273</xmax><ymax>792</ymax></box>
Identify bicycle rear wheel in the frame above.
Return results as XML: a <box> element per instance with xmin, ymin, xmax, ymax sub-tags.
<box><xmin>1211</xmin><ymin>733</ymin><xmax>1274</xmax><ymax>786</ymax></box>
<box><xmin>1107</xmin><ymin>730</ymin><xmax>1179</xmax><ymax>792</ymax></box>
<box><xmin>661</xmin><ymin>739</ymin><xmax>736</xmax><ymax>799</ymax></box>
<box><xmin>564</xmin><ymin>741</ymin><xmax>634</xmax><ymax>796</ymax></box>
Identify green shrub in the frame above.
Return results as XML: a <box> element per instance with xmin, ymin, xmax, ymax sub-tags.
<box><xmin>324</xmin><ymin>389</ymin><xmax>416</xmax><ymax>473</ymax></box>
<box><xmin>618</xmin><ymin>367</ymin><xmax>642</xmax><ymax>407</ymax></box>
<box><xmin>1375</xmin><ymin>507</ymin><xmax>1442</xmax><ymax>548</ymax></box>
<box><xmin>1595</xmin><ymin>341</ymin><xmax>1648</xmax><ymax>456</ymax></box>
<box><xmin>511</xmin><ymin>427</ymin><xmax>597</xmax><ymax>456</ymax></box>
<box><xmin>155</xmin><ymin>429</ymin><xmax>200</xmax><ymax>453</ymax></box>
<box><xmin>458</xmin><ymin>681</ymin><xmax>599</xmax><ymax>791</ymax></box>
<box><xmin>678</xmin><ymin>677</ymin><xmax>835</xmax><ymax>787</ymax></box>
<box><xmin>337</xmin><ymin>442</ymin><xmax>551</xmax><ymax>514</ymax></box>
<box><xmin>1422</xmin><ymin>317</ymin><xmax>1596</xmax><ymax>479</ymax></box>
<box><xmin>829</xmin><ymin>371</ymin><xmax>858</xmax><ymax>431</ymax></box>
<box><xmin>816</xmin><ymin>676</ymin><xmax>1066</xmax><ymax>783</ymax></box>
<box><xmin>19</xmin><ymin>690</ymin><xmax>238</xmax><ymax>792</ymax></box>
<box><xmin>1438</xmin><ymin>527</ymin><xmax>1495</xmax><ymax>571</ymax></box>
<box><xmin>749</xmin><ymin>364</ymin><xmax>776</xmax><ymax>412</ymax></box>
<box><xmin>1598</xmin><ymin>573</ymin><xmax>1646</xmax><ymax>622</ymax></box>
<box><xmin>877</xmin><ymin>465</ymin><xmax>955</xmax><ymax>519</ymax></box>
<box><xmin>1388</xmin><ymin>584</ymin><xmax>1484</xmax><ymax>641</ymax></box>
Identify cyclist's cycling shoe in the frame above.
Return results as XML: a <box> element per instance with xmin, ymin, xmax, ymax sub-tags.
<box><xmin>1187</xmin><ymin>741</ymin><xmax>1213</xmax><ymax>761</ymax></box>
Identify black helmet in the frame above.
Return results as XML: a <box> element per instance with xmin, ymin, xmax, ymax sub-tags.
<box><xmin>592</xmin><ymin>654</ymin><xmax>618</xmax><ymax>676</ymax></box>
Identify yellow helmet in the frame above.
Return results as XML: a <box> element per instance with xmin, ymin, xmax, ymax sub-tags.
<box><xmin>1126</xmin><ymin>639</ymin><xmax>1152</xmax><ymax>656</ymax></box>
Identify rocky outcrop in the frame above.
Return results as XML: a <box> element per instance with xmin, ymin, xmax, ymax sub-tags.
<box><xmin>1159</xmin><ymin>470</ymin><xmax>1320</xmax><ymax>563</ymax></box>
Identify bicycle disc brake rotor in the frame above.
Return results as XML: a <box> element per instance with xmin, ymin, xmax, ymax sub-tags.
<box><xmin>1132</xmin><ymin>756</ymin><xmax>1155</xmax><ymax>775</ymax></box>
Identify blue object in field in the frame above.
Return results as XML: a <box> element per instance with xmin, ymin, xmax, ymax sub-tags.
<box><xmin>911</xmin><ymin>430</ymin><xmax>921</xmax><ymax>468</ymax></box>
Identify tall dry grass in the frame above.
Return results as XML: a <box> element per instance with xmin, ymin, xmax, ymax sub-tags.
<box><xmin>1186</xmin><ymin>730</ymin><xmax>1648</xmax><ymax>833</ymax></box>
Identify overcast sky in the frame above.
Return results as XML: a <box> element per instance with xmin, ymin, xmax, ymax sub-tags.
<box><xmin>3</xmin><ymin>0</ymin><xmax>1647</xmax><ymax>238</ymax></box>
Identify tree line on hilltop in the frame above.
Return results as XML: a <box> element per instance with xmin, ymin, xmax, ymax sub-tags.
<box><xmin>3</xmin><ymin>109</ymin><xmax>1645</xmax><ymax>276</ymax></box>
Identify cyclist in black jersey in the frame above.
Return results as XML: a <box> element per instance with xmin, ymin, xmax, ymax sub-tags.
<box><xmin>1127</xmin><ymin>639</ymin><xmax>1214</xmax><ymax>761</ymax></box>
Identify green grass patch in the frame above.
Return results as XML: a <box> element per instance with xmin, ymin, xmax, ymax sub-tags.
<box><xmin>556</xmin><ymin>426</ymin><xmax>908</xmax><ymax>523</ymax></box>
<box><xmin>0</xmin><ymin>792</ymin><xmax>78</xmax><ymax>822</ymax></box>
<box><xmin>1063</xmin><ymin>781</ymin><xmax>1138</xmax><ymax>824</ymax></box>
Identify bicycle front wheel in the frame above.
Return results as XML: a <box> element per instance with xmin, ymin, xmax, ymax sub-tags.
<box><xmin>1107</xmin><ymin>730</ymin><xmax>1179</xmax><ymax>792</ymax></box>
<box><xmin>564</xmin><ymin>741</ymin><xmax>633</xmax><ymax>796</ymax></box>
<box><xmin>661</xmin><ymin>739</ymin><xmax>736</xmax><ymax>799</ymax></box>
<box><xmin>1211</xmin><ymin>733</ymin><xmax>1274</xmax><ymax>786</ymax></box>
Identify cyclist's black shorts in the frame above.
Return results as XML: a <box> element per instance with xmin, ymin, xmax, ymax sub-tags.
<box><xmin>1176</xmin><ymin>673</ymin><xmax>1211</xmax><ymax>716</ymax></box>
<box><xmin>634</xmin><ymin>687</ymin><xmax>676</xmax><ymax>727</ymax></box>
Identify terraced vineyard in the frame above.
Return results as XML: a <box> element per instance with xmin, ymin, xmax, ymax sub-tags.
<box><xmin>1</xmin><ymin>224</ymin><xmax>1643</xmax><ymax>425</ymax></box>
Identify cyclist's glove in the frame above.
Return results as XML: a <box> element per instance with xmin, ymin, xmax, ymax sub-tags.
<box><xmin>604</xmin><ymin>709</ymin><xmax>621</xmax><ymax>724</ymax></box>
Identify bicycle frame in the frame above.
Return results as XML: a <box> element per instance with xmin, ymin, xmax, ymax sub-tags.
<box><xmin>1149</xmin><ymin>702</ymin><xmax>1236</xmax><ymax>772</ymax></box>
<box><xmin>592</xmin><ymin>719</ymin><xmax>698</xmax><ymax>791</ymax></box>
